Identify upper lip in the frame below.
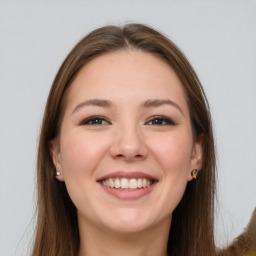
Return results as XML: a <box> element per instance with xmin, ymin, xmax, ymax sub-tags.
<box><xmin>97</xmin><ymin>171</ymin><xmax>158</xmax><ymax>181</ymax></box>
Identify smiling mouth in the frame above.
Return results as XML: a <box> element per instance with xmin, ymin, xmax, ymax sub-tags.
<box><xmin>100</xmin><ymin>178</ymin><xmax>155</xmax><ymax>190</ymax></box>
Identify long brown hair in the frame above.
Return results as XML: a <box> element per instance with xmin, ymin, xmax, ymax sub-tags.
<box><xmin>32</xmin><ymin>24</ymin><xmax>216</xmax><ymax>256</ymax></box>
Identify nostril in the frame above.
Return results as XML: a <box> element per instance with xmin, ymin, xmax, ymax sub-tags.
<box><xmin>114</xmin><ymin>153</ymin><xmax>145</xmax><ymax>161</ymax></box>
<box><xmin>110</xmin><ymin>139</ymin><xmax>148</xmax><ymax>161</ymax></box>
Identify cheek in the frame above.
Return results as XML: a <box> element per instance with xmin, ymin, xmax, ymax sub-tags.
<box><xmin>148</xmin><ymin>130</ymin><xmax>193</xmax><ymax>173</ymax></box>
<box><xmin>58</xmin><ymin>130</ymin><xmax>111</xmax><ymax>216</ymax></box>
<box><xmin>148</xmin><ymin>132</ymin><xmax>193</xmax><ymax>215</ymax></box>
<box><xmin>127</xmin><ymin>131</ymin><xmax>192</xmax><ymax>222</ymax></box>
<box><xmin>59</xmin><ymin>130</ymin><xmax>108</xmax><ymax>179</ymax></box>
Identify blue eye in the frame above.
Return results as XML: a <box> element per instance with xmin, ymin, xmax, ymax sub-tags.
<box><xmin>80</xmin><ymin>116</ymin><xmax>110</xmax><ymax>125</ymax></box>
<box><xmin>147</xmin><ymin>116</ymin><xmax>175</xmax><ymax>126</ymax></box>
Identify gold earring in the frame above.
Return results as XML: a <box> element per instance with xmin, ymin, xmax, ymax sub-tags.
<box><xmin>191</xmin><ymin>169</ymin><xmax>198</xmax><ymax>179</ymax></box>
<box><xmin>56</xmin><ymin>171</ymin><xmax>61</xmax><ymax>176</ymax></box>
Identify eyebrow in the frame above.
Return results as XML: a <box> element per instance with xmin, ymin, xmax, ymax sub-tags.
<box><xmin>143</xmin><ymin>99</ymin><xmax>184</xmax><ymax>115</ymax></box>
<box><xmin>71</xmin><ymin>99</ymin><xmax>112</xmax><ymax>114</ymax></box>
<box><xmin>71</xmin><ymin>98</ymin><xmax>184</xmax><ymax>115</ymax></box>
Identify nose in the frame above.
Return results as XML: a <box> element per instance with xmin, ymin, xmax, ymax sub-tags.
<box><xmin>110</xmin><ymin>124</ymin><xmax>148</xmax><ymax>162</ymax></box>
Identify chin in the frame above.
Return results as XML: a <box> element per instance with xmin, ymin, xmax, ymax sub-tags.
<box><xmin>98</xmin><ymin>209</ymin><xmax>161</xmax><ymax>235</ymax></box>
<box><xmin>105</xmin><ymin>220</ymin><xmax>151</xmax><ymax>235</ymax></box>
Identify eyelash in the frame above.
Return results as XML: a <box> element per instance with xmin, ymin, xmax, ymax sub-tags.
<box><xmin>80</xmin><ymin>115</ymin><xmax>175</xmax><ymax>126</ymax></box>
<box><xmin>146</xmin><ymin>116</ymin><xmax>176</xmax><ymax>126</ymax></box>
<box><xmin>80</xmin><ymin>116</ymin><xmax>111</xmax><ymax>125</ymax></box>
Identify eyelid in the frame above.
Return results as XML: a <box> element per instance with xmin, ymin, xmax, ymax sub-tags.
<box><xmin>80</xmin><ymin>115</ymin><xmax>111</xmax><ymax>125</ymax></box>
<box><xmin>79</xmin><ymin>115</ymin><xmax>175</xmax><ymax>126</ymax></box>
<box><xmin>145</xmin><ymin>115</ymin><xmax>176</xmax><ymax>125</ymax></box>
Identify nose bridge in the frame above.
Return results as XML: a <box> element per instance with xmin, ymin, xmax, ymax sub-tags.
<box><xmin>111</xmin><ymin>119</ymin><xmax>147</xmax><ymax>161</ymax></box>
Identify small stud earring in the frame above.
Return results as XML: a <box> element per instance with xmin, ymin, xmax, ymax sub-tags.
<box><xmin>56</xmin><ymin>171</ymin><xmax>61</xmax><ymax>176</ymax></box>
<box><xmin>191</xmin><ymin>169</ymin><xmax>198</xmax><ymax>179</ymax></box>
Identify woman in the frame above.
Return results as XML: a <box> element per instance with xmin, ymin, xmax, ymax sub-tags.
<box><xmin>32</xmin><ymin>23</ymin><xmax>217</xmax><ymax>256</ymax></box>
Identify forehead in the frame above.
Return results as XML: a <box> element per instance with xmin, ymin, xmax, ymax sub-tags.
<box><xmin>65</xmin><ymin>50</ymin><xmax>189</xmax><ymax>114</ymax></box>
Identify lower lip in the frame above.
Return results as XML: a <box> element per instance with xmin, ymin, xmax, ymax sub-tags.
<box><xmin>99</xmin><ymin>182</ymin><xmax>157</xmax><ymax>200</ymax></box>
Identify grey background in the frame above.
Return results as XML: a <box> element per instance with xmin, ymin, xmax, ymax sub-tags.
<box><xmin>0</xmin><ymin>0</ymin><xmax>256</xmax><ymax>255</ymax></box>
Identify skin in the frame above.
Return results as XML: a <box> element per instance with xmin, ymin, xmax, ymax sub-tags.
<box><xmin>51</xmin><ymin>50</ymin><xmax>204</xmax><ymax>256</ymax></box>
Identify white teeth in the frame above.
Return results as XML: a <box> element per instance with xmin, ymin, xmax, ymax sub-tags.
<box><xmin>101</xmin><ymin>177</ymin><xmax>153</xmax><ymax>189</ymax></box>
<box><xmin>114</xmin><ymin>178</ymin><xmax>120</xmax><ymax>188</ymax></box>
<box><xmin>129</xmin><ymin>178</ymin><xmax>137</xmax><ymax>189</ymax></box>
<box><xmin>121</xmin><ymin>178</ymin><xmax>129</xmax><ymax>188</ymax></box>
<box><xmin>137</xmin><ymin>178</ymin><xmax>142</xmax><ymax>188</ymax></box>
<box><xmin>142</xmin><ymin>178</ymin><xmax>147</xmax><ymax>188</ymax></box>
<box><xmin>109</xmin><ymin>178</ymin><xmax>115</xmax><ymax>188</ymax></box>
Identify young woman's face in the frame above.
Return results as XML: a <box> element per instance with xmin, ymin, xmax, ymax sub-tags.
<box><xmin>51</xmin><ymin>50</ymin><xmax>203</xmax><ymax>235</ymax></box>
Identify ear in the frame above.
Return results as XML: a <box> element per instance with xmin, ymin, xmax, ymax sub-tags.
<box><xmin>188</xmin><ymin>133</ymin><xmax>204</xmax><ymax>181</ymax></box>
<box><xmin>49</xmin><ymin>139</ymin><xmax>65</xmax><ymax>182</ymax></box>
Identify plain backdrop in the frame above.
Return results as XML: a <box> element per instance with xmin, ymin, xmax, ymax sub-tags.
<box><xmin>0</xmin><ymin>0</ymin><xmax>256</xmax><ymax>255</ymax></box>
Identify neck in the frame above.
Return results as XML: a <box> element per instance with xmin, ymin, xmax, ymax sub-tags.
<box><xmin>78</xmin><ymin>218</ymin><xmax>171</xmax><ymax>256</ymax></box>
